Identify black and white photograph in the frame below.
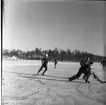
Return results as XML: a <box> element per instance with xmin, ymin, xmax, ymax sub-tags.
<box><xmin>2</xmin><ymin>0</ymin><xmax>106</xmax><ymax>105</ymax></box>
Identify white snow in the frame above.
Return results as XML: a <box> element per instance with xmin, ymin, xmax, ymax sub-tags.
<box><xmin>2</xmin><ymin>60</ymin><xmax>106</xmax><ymax>105</ymax></box>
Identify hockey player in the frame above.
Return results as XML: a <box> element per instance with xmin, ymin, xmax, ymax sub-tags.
<box><xmin>68</xmin><ymin>57</ymin><xmax>91</xmax><ymax>82</ymax></box>
<box><xmin>101</xmin><ymin>58</ymin><xmax>106</xmax><ymax>70</ymax></box>
<box><xmin>36</xmin><ymin>54</ymin><xmax>48</xmax><ymax>75</ymax></box>
<box><xmin>53</xmin><ymin>58</ymin><xmax>57</xmax><ymax>68</ymax></box>
<box><xmin>69</xmin><ymin>57</ymin><xmax>105</xmax><ymax>83</ymax></box>
<box><xmin>82</xmin><ymin>62</ymin><xmax>104</xmax><ymax>83</ymax></box>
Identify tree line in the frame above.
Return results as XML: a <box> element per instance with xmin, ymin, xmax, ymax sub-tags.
<box><xmin>2</xmin><ymin>48</ymin><xmax>104</xmax><ymax>62</ymax></box>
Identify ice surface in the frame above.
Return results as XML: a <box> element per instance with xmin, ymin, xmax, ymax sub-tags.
<box><xmin>2</xmin><ymin>60</ymin><xmax>106</xmax><ymax>105</ymax></box>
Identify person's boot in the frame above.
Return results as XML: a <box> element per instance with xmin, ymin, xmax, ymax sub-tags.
<box><xmin>33</xmin><ymin>73</ymin><xmax>38</xmax><ymax>76</ymax></box>
<box><xmin>68</xmin><ymin>75</ymin><xmax>77</xmax><ymax>81</ymax></box>
<box><xmin>85</xmin><ymin>80</ymin><xmax>90</xmax><ymax>83</ymax></box>
<box><xmin>85</xmin><ymin>77</ymin><xmax>90</xmax><ymax>83</ymax></box>
<box><xmin>42</xmin><ymin>73</ymin><xmax>45</xmax><ymax>76</ymax></box>
<box><xmin>68</xmin><ymin>78</ymin><xmax>73</xmax><ymax>81</ymax></box>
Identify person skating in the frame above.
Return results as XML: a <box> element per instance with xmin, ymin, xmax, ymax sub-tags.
<box><xmin>53</xmin><ymin>58</ymin><xmax>57</xmax><ymax>68</ymax></box>
<box><xmin>82</xmin><ymin>61</ymin><xmax>93</xmax><ymax>83</ymax></box>
<box><xmin>78</xmin><ymin>61</ymin><xmax>105</xmax><ymax>83</ymax></box>
<box><xmin>36</xmin><ymin>54</ymin><xmax>48</xmax><ymax>75</ymax></box>
<box><xmin>101</xmin><ymin>58</ymin><xmax>106</xmax><ymax>70</ymax></box>
<box><xmin>68</xmin><ymin>57</ymin><xmax>91</xmax><ymax>82</ymax></box>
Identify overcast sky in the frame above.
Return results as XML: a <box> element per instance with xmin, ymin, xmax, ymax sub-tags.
<box><xmin>3</xmin><ymin>0</ymin><xmax>106</xmax><ymax>56</ymax></box>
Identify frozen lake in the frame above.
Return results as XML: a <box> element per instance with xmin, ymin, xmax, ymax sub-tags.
<box><xmin>2</xmin><ymin>60</ymin><xmax>106</xmax><ymax>105</ymax></box>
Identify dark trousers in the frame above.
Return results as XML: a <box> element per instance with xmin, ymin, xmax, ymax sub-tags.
<box><xmin>37</xmin><ymin>64</ymin><xmax>47</xmax><ymax>75</ymax></box>
<box><xmin>84</xmin><ymin>71</ymin><xmax>91</xmax><ymax>82</ymax></box>
<box><xmin>54</xmin><ymin>62</ymin><xmax>57</xmax><ymax>68</ymax></box>
<box><xmin>69</xmin><ymin>66</ymin><xmax>87</xmax><ymax>81</ymax></box>
<box><xmin>82</xmin><ymin>68</ymin><xmax>91</xmax><ymax>79</ymax></box>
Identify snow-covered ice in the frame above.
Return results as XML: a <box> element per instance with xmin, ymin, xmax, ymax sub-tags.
<box><xmin>2</xmin><ymin>60</ymin><xmax>106</xmax><ymax>105</ymax></box>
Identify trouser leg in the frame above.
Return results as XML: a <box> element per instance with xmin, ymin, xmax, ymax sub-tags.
<box><xmin>55</xmin><ymin>63</ymin><xmax>56</xmax><ymax>67</ymax></box>
<box><xmin>69</xmin><ymin>74</ymin><xmax>79</xmax><ymax>81</ymax></box>
<box><xmin>42</xmin><ymin>65</ymin><xmax>47</xmax><ymax>75</ymax></box>
<box><xmin>85</xmin><ymin>72</ymin><xmax>91</xmax><ymax>83</ymax></box>
<box><xmin>82</xmin><ymin>74</ymin><xmax>86</xmax><ymax>79</ymax></box>
<box><xmin>69</xmin><ymin>68</ymin><xmax>82</xmax><ymax>81</ymax></box>
<box><xmin>54</xmin><ymin>63</ymin><xmax>56</xmax><ymax>68</ymax></box>
<box><xmin>37</xmin><ymin>65</ymin><xmax>44</xmax><ymax>74</ymax></box>
<box><xmin>83</xmin><ymin>71</ymin><xmax>89</xmax><ymax>79</ymax></box>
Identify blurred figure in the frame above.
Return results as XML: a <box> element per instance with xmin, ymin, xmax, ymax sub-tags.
<box><xmin>101</xmin><ymin>58</ymin><xmax>106</xmax><ymax>70</ymax></box>
<box><xmin>69</xmin><ymin>56</ymin><xmax>105</xmax><ymax>83</ymax></box>
<box><xmin>53</xmin><ymin>58</ymin><xmax>57</xmax><ymax>68</ymax></box>
<box><xmin>101</xmin><ymin>58</ymin><xmax>106</xmax><ymax>82</ymax></box>
<box><xmin>69</xmin><ymin>57</ymin><xmax>91</xmax><ymax>83</ymax></box>
<box><xmin>82</xmin><ymin>62</ymin><xmax>104</xmax><ymax>83</ymax></box>
<box><xmin>36</xmin><ymin>54</ymin><xmax>48</xmax><ymax>75</ymax></box>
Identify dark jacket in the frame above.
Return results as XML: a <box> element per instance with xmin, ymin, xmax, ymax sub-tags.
<box><xmin>41</xmin><ymin>57</ymin><xmax>48</xmax><ymax>65</ymax></box>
